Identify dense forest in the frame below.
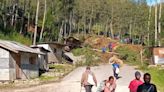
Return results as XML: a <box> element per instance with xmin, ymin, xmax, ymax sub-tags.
<box><xmin>0</xmin><ymin>0</ymin><xmax>163</xmax><ymax>46</ymax></box>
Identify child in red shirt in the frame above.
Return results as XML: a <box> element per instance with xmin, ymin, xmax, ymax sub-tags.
<box><xmin>129</xmin><ymin>71</ymin><xmax>143</xmax><ymax>92</ymax></box>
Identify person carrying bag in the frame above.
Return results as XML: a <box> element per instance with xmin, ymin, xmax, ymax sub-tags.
<box><xmin>81</xmin><ymin>66</ymin><xmax>97</xmax><ymax>92</ymax></box>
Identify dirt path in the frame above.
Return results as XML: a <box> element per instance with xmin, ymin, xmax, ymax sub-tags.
<box><xmin>1</xmin><ymin>64</ymin><xmax>142</xmax><ymax>92</ymax></box>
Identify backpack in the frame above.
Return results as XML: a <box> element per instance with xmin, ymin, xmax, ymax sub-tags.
<box><xmin>87</xmin><ymin>73</ymin><xmax>95</xmax><ymax>85</ymax></box>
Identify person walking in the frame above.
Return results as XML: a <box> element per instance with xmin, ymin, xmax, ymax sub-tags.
<box><xmin>129</xmin><ymin>71</ymin><xmax>143</xmax><ymax>92</ymax></box>
<box><xmin>109</xmin><ymin>55</ymin><xmax>123</xmax><ymax>79</ymax></box>
<box><xmin>81</xmin><ymin>66</ymin><xmax>97</xmax><ymax>92</ymax></box>
<box><xmin>137</xmin><ymin>73</ymin><xmax>157</xmax><ymax>92</ymax></box>
<box><xmin>108</xmin><ymin>42</ymin><xmax>113</xmax><ymax>52</ymax></box>
<box><xmin>104</xmin><ymin>76</ymin><xmax>116</xmax><ymax>92</ymax></box>
<box><xmin>112</xmin><ymin>62</ymin><xmax>120</xmax><ymax>79</ymax></box>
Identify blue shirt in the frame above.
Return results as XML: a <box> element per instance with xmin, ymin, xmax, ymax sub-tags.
<box><xmin>112</xmin><ymin>63</ymin><xmax>119</xmax><ymax>69</ymax></box>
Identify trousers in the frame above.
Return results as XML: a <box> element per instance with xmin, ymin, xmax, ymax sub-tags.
<box><xmin>84</xmin><ymin>85</ymin><xmax>93</xmax><ymax>92</ymax></box>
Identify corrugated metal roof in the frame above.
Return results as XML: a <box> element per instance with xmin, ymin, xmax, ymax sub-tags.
<box><xmin>30</xmin><ymin>45</ymin><xmax>50</xmax><ymax>52</ymax></box>
<box><xmin>0</xmin><ymin>40</ymin><xmax>44</xmax><ymax>54</ymax></box>
<box><xmin>38</xmin><ymin>42</ymin><xmax>66</xmax><ymax>46</ymax></box>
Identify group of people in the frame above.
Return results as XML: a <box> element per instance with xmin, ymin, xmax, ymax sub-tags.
<box><xmin>101</xmin><ymin>42</ymin><xmax>117</xmax><ymax>53</ymax></box>
<box><xmin>81</xmin><ymin>66</ymin><xmax>116</xmax><ymax>92</ymax></box>
<box><xmin>129</xmin><ymin>71</ymin><xmax>157</xmax><ymax>92</ymax></box>
<box><xmin>81</xmin><ymin>66</ymin><xmax>157</xmax><ymax>92</ymax></box>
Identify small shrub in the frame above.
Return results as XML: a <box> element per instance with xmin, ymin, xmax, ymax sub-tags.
<box><xmin>73</xmin><ymin>47</ymin><xmax>100</xmax><ymax>66</ymax></box>
<box><xmin>115</xmin><ymin>46</ymin><xmax>140</xmax><ymax>65</ymax></box>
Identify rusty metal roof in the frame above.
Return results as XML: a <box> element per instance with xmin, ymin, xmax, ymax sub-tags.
<box><xmin>0</xmin><ymin>40</ymin><xmax>44</xmax><ymax>54</ymax></box>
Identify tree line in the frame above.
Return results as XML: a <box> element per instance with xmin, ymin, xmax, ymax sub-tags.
<box><xmin>0</xmin><ymin>0</ymin><xmax>163</xmax><ymax>46</ymax></box>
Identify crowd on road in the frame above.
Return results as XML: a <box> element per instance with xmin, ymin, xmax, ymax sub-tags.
<box><xmin>81</xmin><ymin>66</ymin><xmax>157</xmax><ymax>92</ymax></box>
<box><xmin>81</xmin><ymin>42</ymin><xmax>157</xmax><ymax>92</ymax></box>
<box><xmin>81</xmin><ymin>59</ymin><xmax>157</xmax><ymax>92</ymax></box>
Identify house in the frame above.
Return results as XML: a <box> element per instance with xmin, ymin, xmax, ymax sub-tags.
<box><xmin>64</xmin><ymin>37</ymin><xmax>82</xmax><ymax>50</ymax></box>
<box><xmin>0</xmin><ymin>40</ymin><xmax>44</xmax><ymax>81</ymax></box>
<box><xmin>31</xmin><ymin>45</ymin><xmax>50</xmax><ymax>73</ymax></box>
<box><xmin>37</xmin><ymin>42</ymin><xmax>66</xmax><ymax>64</ymax></box>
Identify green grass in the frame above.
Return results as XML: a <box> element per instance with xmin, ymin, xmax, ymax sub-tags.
<box><xmin>145</xmin><ymin>68</ymin><xmax>164</xmax><ymax>91</ymax></box>
<box><xmin>72</xmin><ymin>47</ymin><xmax>88</xmax><ymax>56</ymax></box>
<box><xmin>40</xmin><ymin>64</ymin><xmax>74</xmax><ymax>82</ymax></box>
<box><xmin>0</xmin><ymin>32</ymin><xmax>32</xmax><ymax>45</ymax></box>
<box><xmin>115</xmin><ymin>45</ymin><xmax>140</xmax><ymax>64</ymax></box>
<box><xmin>39</xmin><ymin>75</ymin><xmax>56</xmax><ymax>81</ymax></box>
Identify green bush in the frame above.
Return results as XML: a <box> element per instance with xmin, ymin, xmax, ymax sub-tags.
<box><xmin>72</xmin><ymin>47</ymin><xmax>87</xmax><ymax>56</ymax></box>
<box><xmin>72</xmin><ymin>47</ymin><xmax>100</xmax><ymax>66</ymax></box>
<box><xmin>115</xmin><ymin>46</ymin><xmax>140</xmax><ymax>65</ymax></box>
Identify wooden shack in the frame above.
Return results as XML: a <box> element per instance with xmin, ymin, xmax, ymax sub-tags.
<box><xmin>0</xmin><ymin>40</ymin><xmax>44</xmax><ymax>81</ymax></box>
<box><xmin>37</xmin><ymin>42</ymin><xmax>66</xmax><ymax>64</ymax></box>
<box><xmin>153</xmin><ymin>47</ymin><xmax>164</xmax><ymax>64</ymax></box>
<box><xmin>31</xmin><ymin>46</ymin><xmax>50</xmax><ymax>72</ymax></box>
<box><xmin>64</xmin><ymin>37</ymin><xmax>82</xmax><ymax>50</ymax></box>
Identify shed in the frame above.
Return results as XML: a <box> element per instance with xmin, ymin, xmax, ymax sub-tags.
<box><xmin>64</xmin><ymin>37</ymin><xmax>82</xmax><ymax>50</ymax></box>
<box><xmin>0</xmin><ymin>40</ymin><xmax>44</xmax><ymax>81</ymax></box>
<box><xmin>31</xmin><ymin>45</ymin><xmax>50</xmax><ymax>72</ymax></box>
<box><xmin>153</xmin><ymin>47</ymin><xmax>164</xmax><ymax>64</ymax></box>
<box><xmin>37</xmin><ymin>42</ymin><xmax>66</xmax><ymax>64</ymax></box>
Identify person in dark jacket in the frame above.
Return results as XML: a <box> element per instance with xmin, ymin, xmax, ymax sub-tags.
<box><xmin>137</xmin><ymin>73</ymin><xmax>157</xmax><ymax>92</ymax></box>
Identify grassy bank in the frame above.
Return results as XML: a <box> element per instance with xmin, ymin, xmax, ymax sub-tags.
<box><xmin>0</xmin><ymin>32</ymin><xmax>32</xmax><ymax>45</ymax></box>
<box><xmin>145</xmin><ymin>67</ymin><xmax>164</xmax><ymax>91</ymax></box>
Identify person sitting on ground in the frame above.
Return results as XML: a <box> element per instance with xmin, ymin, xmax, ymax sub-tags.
<box><xmin>96</xmin><ymin>80</ymin><xmax>107</xmax><ymax>92</ymax></box>
<box><xmin>81</xmin><ymin>66</ymin><xmax>97</xmax><ymax>92</ymax></box>
<box><xmin>137</xmin><ymin>73</ymin><xmax>157</xmax><ymax>92</ymax></box>
<box><xmin>104</xmin><ymin>76</ymin><xmax>116</xmax><ymax>92</ymax></box>
<box><xmin>129</xmin><ymin>71</ymin><xmax>143</xmax><ymax>92</ymax></box>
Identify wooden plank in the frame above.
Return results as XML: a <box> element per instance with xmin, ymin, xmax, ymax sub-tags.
<box><xmin>11</xmin><ymin>53</ymin><xmax>21</xmax><ymax>79</ymax></box>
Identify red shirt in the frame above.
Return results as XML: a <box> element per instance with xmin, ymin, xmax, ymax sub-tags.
<box><xmin>128</xmin><ymin>79</ymin><xmax>143</xmax><ymax>92</ymax></box>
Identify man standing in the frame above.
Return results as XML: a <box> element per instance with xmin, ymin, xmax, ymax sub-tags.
<box><xmin>129</xmin><ymin>71</ymin><xmax>143</xmax><ymax>92</ymax></box>
<box><xmin>81</xmin><ymin>66</ymin><xmax>97</xmax><ymax>92</ymax></box>
<box><xmin>137</xmin><ymin>73</ymin><xmax>157</xmax><ymax>92</ymax></box>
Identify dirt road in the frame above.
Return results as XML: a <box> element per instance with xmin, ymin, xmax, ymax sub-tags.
<box><xmin>1</xmin><ymin>64</ymin><xmax>142</xmax><ymax>92</ymax></box>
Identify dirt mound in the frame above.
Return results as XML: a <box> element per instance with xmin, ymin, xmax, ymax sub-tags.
<box><xmin>97</xmin><ymin>52</ymin><xmax>113</xmax><ymax>62</ymax></box>
<box><xmin>84</xmin><ymin>36</ymin><xmax>117</xmax><ymax>49</ymax></box>
<box><xmin>84</xmin><ymin>35</ymin><xmax>142</xmax><ymax>64</ymax></box>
